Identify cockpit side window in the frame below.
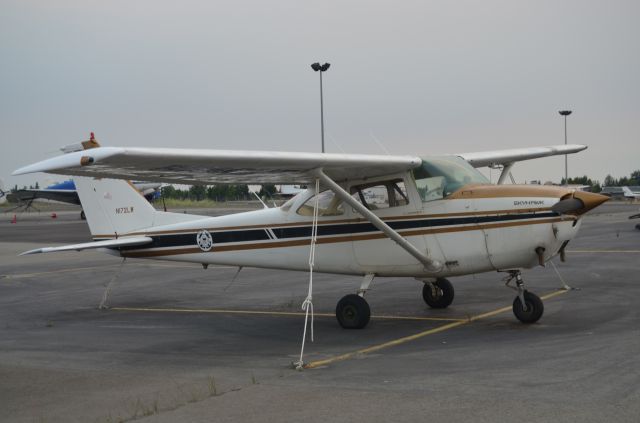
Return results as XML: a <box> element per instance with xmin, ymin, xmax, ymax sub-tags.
<box><xmin>413</xmin><ymin>156</ymin><xmax>489</xmax><ymax>202</ymax></box>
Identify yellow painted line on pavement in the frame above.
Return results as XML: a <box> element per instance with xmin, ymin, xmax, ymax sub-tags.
<box><xmin>1</xmin><ymin>264</ymin><xmax>124</xmax><ymax>279</ymax></box>
<box><xmin>0</xmin><ymin>262</ymin><xmax>233</xmax><ymax>279</ymax></box>
<box><xmin>110</xmin><ymin>306</ymin><xmax>464</xmax><ymax>322</ymax></box>
<box><xmin>304</xmin><ymin>289</ymin><xmax>569</xmax><ymax>369</ymax></box>
<box><xmin>568</xmin><ymin>250</ymin><xmax>640</xmax><ymax>253</ymax></box>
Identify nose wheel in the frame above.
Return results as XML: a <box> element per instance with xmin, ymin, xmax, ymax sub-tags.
<box><xmin>512</xmin><ymin>290</ymin><xmax>544</xmax><ymax>323</ymax></box>
<box><xmin>504</xmin><ymin>270</ymin><xmax>544</xmax><ymax>324</ymax></box>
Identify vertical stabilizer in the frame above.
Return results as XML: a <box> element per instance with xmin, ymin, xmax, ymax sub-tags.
<box><xmin>74</xmin><ymin>177</ymin><xmax>158</xmax><ymax>237</ymax></box>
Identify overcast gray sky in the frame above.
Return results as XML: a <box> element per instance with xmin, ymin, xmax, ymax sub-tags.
<box><xmin>1</xmin><ymin>0</ymin><xmax>638</xmax><ymax>189</ymax></box>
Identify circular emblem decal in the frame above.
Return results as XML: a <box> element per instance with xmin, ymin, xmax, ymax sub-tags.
<box><xmin>196</xmin><ymin>230</ymin><xmax>213</xmax><ymax>252</ymax></box>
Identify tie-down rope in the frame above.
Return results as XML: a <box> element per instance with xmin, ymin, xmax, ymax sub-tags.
<box><xmin>295</xmin><ymin>178</ymin><xmax>320</xmax><ymax>370</ymax></box>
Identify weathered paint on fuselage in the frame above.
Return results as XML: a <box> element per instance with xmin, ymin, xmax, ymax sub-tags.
<box><xmin>107</xmin><ymin>174</ymin><xmax>600</xmax><ymax>278</ymax></box>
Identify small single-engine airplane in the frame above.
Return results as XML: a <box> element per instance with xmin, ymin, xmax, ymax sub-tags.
<box><xmin>8</xmin><ymin>135</ymin><xmax>161</xmax><ymax>219</ymax></box>
<box><xmin>0</xmin><ymin>179</ymin><xmax>7</xmax><ymax>205</ymax></box>
<box><xmin>13</xmin><ymin>135</ymin><xmax>608</xmax><ymax>328</ymax></box>
<box><xmin>622</xmin><ymin>186</ymin><xmax>640</xmax><ymax>200</ymax></box>
<box><xmin>9</xmin><ymin>179</ymin><xmax>162</xmax><ymax>219</ymax></box>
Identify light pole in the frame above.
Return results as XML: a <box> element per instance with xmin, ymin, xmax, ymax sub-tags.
<box><xmin>559</xmin><ymin>110</ymin><xmax>572</xmax><ymax>185</ymax></box>
<box><xmin>311</xmin><ymin>62</ymin><xmax>330</xmax><ymax>153</ymax></box>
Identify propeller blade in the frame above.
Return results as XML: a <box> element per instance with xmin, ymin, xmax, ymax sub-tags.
<box><xmin>551</xmin><ymin>198</ymin><xmax>584</xmax><ymax>214</ymax></box>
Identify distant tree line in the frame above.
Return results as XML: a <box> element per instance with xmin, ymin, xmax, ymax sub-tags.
<box><xmin>160</xmin><ymin>183</ymin><xmax>278</xmax><ymax>202</ymax></box>
<box><xmin>602</xmin><ymin>170</ymin><xmax>640</xmax><ymax>187</ymax></box>
<box><xmin>10</xmin><ymin>182</ymin><xmax>39</xmax><ymax>192</ymax></box>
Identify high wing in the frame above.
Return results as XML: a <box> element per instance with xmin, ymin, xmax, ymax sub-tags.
<box><xmin>13</xmin><ymin>144</ymin><xmax>587</xmax><ymax>185</ymax></box>
<box><xmin>9</xmin><ymin>188</ymin><xmax>81</xmax><ymax>205</ymax></box>
<box><xmin>13</xmin><ymin>147</ymin><xmax>422</xmax><ymax>184</ymax></box>
<box><xmin>459</xmin><ymin>144</ymin><xmax>586</xmax><ymax>168</ymax></box>
<box><xmin>20</xmin><ymin>236</ymin><xmax>153</xmax><ymax>255</ymax></box>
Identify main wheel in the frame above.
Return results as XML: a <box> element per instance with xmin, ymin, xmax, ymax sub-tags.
<box><xmin>512</xmin><ymin>291</ymin><xmax>544</xmax><ymax>323</ymax></box>
<box><xmin>80</xmin><ymin>210</ymin><xmax>86</xmax><ymax>220</ymax></box>
<box><xmin>336</xmin><ymin>294</ymin><xmax>371</xmax><ymax>329</ymax></box>
<box><xmin>422</xmin><ymin>278</ymin><xmax>454</xmax><ymax>309</ymax></box>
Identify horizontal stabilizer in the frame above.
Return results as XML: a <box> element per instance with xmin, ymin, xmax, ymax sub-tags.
<box><xmin>20</xmin><ymin>236</ymin><xmax>152</xmax><ymax>256</ymax></box>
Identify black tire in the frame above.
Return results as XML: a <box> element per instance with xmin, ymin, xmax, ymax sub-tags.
<box><xmin>80</xmin><ymin>210</ymin><xmax>86</xmax><ymax>220</ymax></box>
<box><xmin>422</xmin><ymin>278</ymin><xmax>454</xmax><ymax>309</ymax></box>
<box><xmin>512</xmin><ymin>291</ymin><xmax>544</xmax><ymax>324</ymax></box>
<box><xmin>336</xmin><ymin>294</ymin><xmax>371</xmax><ymax>329</ymax></box>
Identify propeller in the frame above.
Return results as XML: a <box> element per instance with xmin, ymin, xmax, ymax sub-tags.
<box><xmin>551</xmin><ymin>197</ymin><xmax>584</xmax><ymax>214</ymax></box>
<box><xmin>552</xmin><ymin>191</ymin><xmax>609</xmax><ymax>215</ymax></box>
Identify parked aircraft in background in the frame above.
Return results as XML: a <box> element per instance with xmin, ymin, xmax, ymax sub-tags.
<box><xmin>8</xmin><ymin>179</ymin><xmax>161</xmax><ymax>219</ymax></box>
<box><xmin>14</xmin><ymin>135</ymin><xmax>608</xmax><ymax>329</ymax></box>
<box><xmin>0</xmin><ymin>179</ymin><xmax>7</xmax><ymax>205</ymax></box>
<box><xmin>622</xmin><ymin>186</ymin><xmax>640</xmax><ymax>200</ymax></box>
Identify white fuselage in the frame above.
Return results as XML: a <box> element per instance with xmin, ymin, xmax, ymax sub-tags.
<box><xmin>109</xmin><ymin>172</ymin><xmax>582</xmax><ymax>278</ymax></box>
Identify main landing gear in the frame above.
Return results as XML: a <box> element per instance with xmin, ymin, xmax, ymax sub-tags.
<box><xmin>336</xmin><ymin>274</ymin><xmax>373</xmax><ymax>329</ymax></box>
<box><xmin>335</xmin><ymin>275</ymin><xmax>457</xmax><ymax>329</ymax></box>
<box><xmin>504</xmin><ymin>270</ymin><xmax>544</xmax><ymax>324</ymax></box>
<box><xmin>335</xmin><ymin>271</ymin><xmax>544</xmax><ymax>328</ymax></box>
<box><xmin>422</xmin><ymin>278</ymin><xmax>455</xmax><ymax>309</ymax></box>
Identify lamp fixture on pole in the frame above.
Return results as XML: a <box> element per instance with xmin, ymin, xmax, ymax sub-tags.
<box><xmin>559</xmin><ymin>110</ymin><xmax>572</xmax><ymax>186</ymax></box>
<box><xmin>311</xmin><ymin>62</ymin><xmax>330</xmax><ymax>153</ymax></box>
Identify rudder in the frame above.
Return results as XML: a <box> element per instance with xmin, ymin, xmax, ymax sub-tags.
<box><xmin>74</xmin><ymin>177</ymin><xmax>157</xmax><ymax>238</ymax></box>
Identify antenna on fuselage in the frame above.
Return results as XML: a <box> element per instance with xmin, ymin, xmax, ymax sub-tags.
<box><xmin>251</xmin><ymin>191</ymin><xmax>269</xmax><ymax>209</ymax></box>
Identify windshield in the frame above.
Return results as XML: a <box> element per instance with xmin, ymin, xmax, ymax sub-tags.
<box><xmin>412</xmin><ymin>155</ymin><xmax>489</xmax><ymax>202</ymax></box>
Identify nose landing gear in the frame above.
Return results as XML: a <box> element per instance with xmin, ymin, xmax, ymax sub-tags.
<box><xmin>504</xmin><ymin>270</ymin><xmax>544</xmax><ymax>323</ymax></box>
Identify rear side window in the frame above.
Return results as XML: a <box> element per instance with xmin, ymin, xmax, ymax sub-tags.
<box><xmin>350</xmin><ymin>179</ymin><xmax>408</xmax><ymax>210</ymax></box>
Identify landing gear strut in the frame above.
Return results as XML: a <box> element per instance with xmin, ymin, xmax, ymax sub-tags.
<box><xmin>504</xmin><ymin>270</ymin><xmax>544</xmax><ymax>323</ymax></box>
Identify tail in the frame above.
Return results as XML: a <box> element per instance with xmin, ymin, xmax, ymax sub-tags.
<box><xmin>71</xmin><ymin>133</ymin><xmax>204</xmax><ymax>238</ymax></box>
<box><xmin>622</xmin><ymin>186</ymin><xmax>632</xmax><ymax>196</ymax></box>
<box><xmin>74</xmin><ymin>177</ymin><xmax>159</xmax><ymax>237</ymax></box>
<box><xmin>0</xmin><ymin>178</ymin><xmax>6</xmax><ymax>204</ymax></box>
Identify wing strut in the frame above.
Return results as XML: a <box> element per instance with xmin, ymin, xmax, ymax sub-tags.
<box><xmin>313</xmin><ymin>169</ymin><xmax>443</xmax><ymax>273</ymax></box>
<box><xmin>497</xmin><ymin>163</ymin><xmax>514</xmax><ymax>185</ymax></box>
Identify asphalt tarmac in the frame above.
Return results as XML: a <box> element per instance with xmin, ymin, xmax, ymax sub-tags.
<box><xmin>1</xmin><ymin>203</ymin><xmax>639</xmax><ymax>423</ymax></box>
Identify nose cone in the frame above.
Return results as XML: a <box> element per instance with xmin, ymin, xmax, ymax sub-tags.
<box><xmin>571</xmin><ymin>191</ymin><xmax>609</xmax><ymax>215</ymax></box>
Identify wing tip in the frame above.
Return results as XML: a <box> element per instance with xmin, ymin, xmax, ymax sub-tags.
<box><xmin>19</xmin><ymin>249</ymin><xmax>43</xmax><ymax>256</ymax></box>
